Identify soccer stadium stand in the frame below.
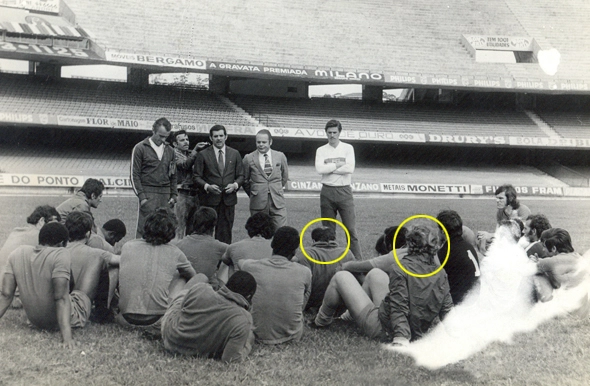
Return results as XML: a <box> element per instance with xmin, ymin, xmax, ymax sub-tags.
<box><xmin>503</xmin><ymin>0</ymin><xmax>590</xmax><ymax>81</ymax></box>
<box><xmin>0</xmin><ymin>74</ymin><xmax>254</xmax><ymax>126</ymax></box>
<box><xmin>64</xmin><ymin>0</ymin><xmax>589</xmax><ymax>85</ymax></box>
<box><xmin>232</xmin><ymin>95</ymin><xmax>547</xmax><ymax>138</ymax></box>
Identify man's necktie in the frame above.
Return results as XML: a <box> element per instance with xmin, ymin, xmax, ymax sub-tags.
<box><xmin>218</xmin><ymin>150</ymin><xmax>224</xmax><ymax>174</ymax></box>
<box><xmin>264</xmin><ymin>153</ymin><xmax>272</xmax><ymax>177</ymax></box>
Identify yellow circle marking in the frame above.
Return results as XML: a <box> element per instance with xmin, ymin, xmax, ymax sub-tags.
<box><xmin>299</xmin><ymin>218</ymin><xmax>351</xmax><ymax>265</ymax></box>
<box><xmin>393</xmin><ymin>214</ymin><xmax>450</xmax><ymax>278</ymax></box>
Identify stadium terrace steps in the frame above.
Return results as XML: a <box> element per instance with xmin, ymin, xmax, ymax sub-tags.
<box><xmin>232</xmin><ymin>96</ymin><xmax>548</xmax><ymax>138</ymax></box>
<box><xmin>0</xmin><ymin>75</ymin><xmax>255</xmax><ymax>126</ymax></box>
<box><xmin>65</xmin><ymin>0</ymin><xmax>528</xmax><ymax>79</ymax></box>
<box><xmin>535</xmin><ymin>111</ymin><xmax>590</xmax><ymax>139</ymax></box>
<box><xmin>0</xmin><ymin>143</ymin><xmax>566</xmax><ymax>188</ymax></box>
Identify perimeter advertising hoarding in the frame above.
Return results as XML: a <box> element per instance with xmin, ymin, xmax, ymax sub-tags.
<box><xmin>0</xmin><ymin>174</ymin><xmax>131</xmax><ymax>188</ymax></box>
<box><xmin>1</xmin><ymin>113</ymin><xmax>588</xmax><ymax>149</ymax></box>
<box><xmin>105</xmin><ymin>50</ymin><xmax>206</xmax><ymax>70</ymax></box>
<box><xmin>207</xmin><ymin>61</ymin><xmax>384</xmax><ymax>83</ymax></box>
<box><xmin>478</xmin><ymin>185</ymin><xmax>563</xmax><ymax>196</ymax></box>
<box><xmin>0</xmin><ymin>174</ymin><xmax>567</xmax><ymax>196</ymax></box>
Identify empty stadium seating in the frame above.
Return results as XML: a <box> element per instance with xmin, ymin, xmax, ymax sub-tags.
<box><xmin>232</xmin><ymin>95</ymin><xmax>547</xmax><ymax>138</ymax></box>
<box><xmin>0</xmin><ymin>74</ymin><xmax>254</xmax><ymax>126</ymax></box>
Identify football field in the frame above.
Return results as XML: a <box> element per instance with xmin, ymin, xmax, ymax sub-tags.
<box><xmin>0</xmin><ymin>194</ymin><xmax>589</xmax><ymax>385</ymax></box>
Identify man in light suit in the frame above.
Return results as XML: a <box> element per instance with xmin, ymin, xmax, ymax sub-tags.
<box><xmin>193</xmin><ymin>125</ymin><xmax>244</xmax><ymax>244</ymax></box>
<box><xmin>242</xmin><ymin>130</ymin><xmax>289</xmax><ymax>229</ymax></box>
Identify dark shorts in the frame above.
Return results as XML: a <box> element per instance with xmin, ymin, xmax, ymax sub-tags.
<box><xmin>357</xmin><ymin>304</ymin><xmax>383</xmax><ymax>340</ymax></box>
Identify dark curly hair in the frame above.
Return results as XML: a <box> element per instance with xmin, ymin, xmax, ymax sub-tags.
<box><xmin>143</xmin><ymin>211</ymin><xmax>176</xmax><ymax>245</ymax></box>
<box><xmin>27</xmin><ymin>205</ymin><xmax>60</xmax><ymax>225</ymax></box>
<box><xmin>245</xmin><ymin>212</ymin><xmax>275</xmax><ymax>239</ymax></box>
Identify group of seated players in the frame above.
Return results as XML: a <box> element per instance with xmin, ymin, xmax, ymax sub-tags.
<box><xmin>0</xmin><ymin>180</ymin><xmax>585</xmax><ymax>361</ymax></box>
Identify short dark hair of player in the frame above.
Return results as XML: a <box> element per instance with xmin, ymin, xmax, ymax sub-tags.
<box><xmin>437</xmin><ymin>210</ymin><xmax>463</xmax><ymax>239</ymax></box>
<box><xmin>541</xmin><ymin>228</ymin><xmax>574</xmax><ymax>254</ymax></box>
<box><xmin>171</xmin><ymin>130</ymin><xmax>188</xmax><ymax>145</ymax></box>
<box><xmin>226</xmin><ymin>271</ymin><xmax>257</xmax><ymax>302</ymax></box>
<box><xmin>27</xmin><ymin>205</ymin><xmax>60</xmax><ymax>225</ymax></box>
<box><xmin>324</xmin><ymin>119</ymin><xmax>342</xmax><ymax>132</ymax></box>
<box><xmin>495</xmin><ymin>184</ymin><xmax>521</xmax><ymax>209</ymax></box>
<box><xmin>245</xmin><ymin>212</ymin><xmax>275</xmax><ymax>239</ymax></box>
<box><xmin>406</xmin><ymin>225</ymin><xmax>441</xmax><ymax>256</ymax></box>
<box><xmin>143</xmin><ymin>211</ymin><xmax>176</xmax><ymax>246</ymax></box>
<box><xmin>256</xmin><ymin>129</ymin><xmax>273</xmax><ymax>142</ymax></box>
<box><xmin>79</xmin><ymin>178</ymin><xmax>105</xmax><ymax>200</ymax></box>
<box><xmin>271</xmin><ymin>226</ymin><xmax>300</xmax><ymax>259</ymax></box>
<box><xmin>191</xmin><ymin>207</ymin><xmax>217</xmax><ymax>235</ymax></box>
<box><xmin>153</xmin><ymin>117</ymin><xmax>172</xmax><ymax>132</ymax></box>
<box><xmin>103</xmin><ymin>219</ymin><xmax>127</xmax><ymax>242</ymax></box>
<box><xmin>390</xmin><ymin>226</ymin><xmax>408</xmax><ymax>250</ymax></box>
<box><xmin>209</xmin><ymin>124</ymin><xmax>227</xmax><ymax>137</ymax></box>
<box><xmin>311</xmin><ymin>227</ymin><xmax>336</xmax><ymax>243</ymax></box>
<box><xmin>376</xmin><ymin>225</ymin><xmax>408</xmax><ymax>255</ymax></box>
<box><xmin>65</xmin><ymin>212</ymin><xmax>93</xmax><ymax>242</ymax></box>
<box><xmin>526</xmin><ymin>214</ymin><xmax>551</xmax><ymax>239</ymax></box>
<box><xmin>39</xmin><ymin>222</ymin><xmax>69</xmax><ymax>247</ymax></box>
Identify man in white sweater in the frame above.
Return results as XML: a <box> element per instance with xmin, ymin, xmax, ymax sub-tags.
<box><xmin>314</xmin><ymin>120</ymin><xmax>362</xmax><ymax>259</ymax></box>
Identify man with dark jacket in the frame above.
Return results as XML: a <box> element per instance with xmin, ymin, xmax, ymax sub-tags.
<box><xmin>193</xmin><ymin>125</ymin><xmax>244</xmax><ymax>244</ymax></box>
<box><xmin>131</xmin><ymin>117</ymin><xmax>177</xmax><ymax>238</ymax></box>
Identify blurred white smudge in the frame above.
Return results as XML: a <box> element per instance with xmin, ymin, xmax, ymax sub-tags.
<box><xmin>385</xmin><ymin>226</ymin><xmax>590</xmax><ymax>369</ymax></box>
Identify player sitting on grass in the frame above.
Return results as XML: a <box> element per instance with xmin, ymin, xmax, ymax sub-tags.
<box><xmin>293</xmin><ymin>226</ymin><xmax>356</xmax><ymax>311</ymax></box>
<box><xmin>520</xmin><ymin>214</ymin><xmax>552</xmax><ymax>260</ymax></box>
<box><xmin>161</xmin><ymin>271</ymin><xmax>257</xmax><ymax>362</ymax></box>
<box><xmin>65</xmin><ymin>212</ymin><xmax>120</xmax><ymax>323</ymax></box>
<box><xmin>221</xmin><ymin>212</ymin><xmax>275</xmax><ymax>280</ymax></box>
<box><xmin>0</xmin><ymin>223</ymin><xmax>96</xmax><ymax>348</ymax></box>
<box><xmin>56</xmin><ymin>178</ymin><xmax>105</xmax><ymax>231</ymax></box>
<box><xmin>0</xmin><ymin>205</ymin><xmax>60</xmax><ymax>288</ymax></box>
<box><xmin>175</xmin><ymin>207</ymin><xmax>228</xmax><ymax>289</ymax></box>
<box><xmin>533</xmin><ymin>228</ymin><xmax>588</xmax><ymax>303</ymax></box>
<box><xmin>117</xmin><ymin>210</ymin><xmax>196</xmax><ymax>337</ymax></box>
<box><xmin>87</xmin><ymin>219</ymin><xmax>127</xmax><ymax>254</ymax></box>
<box><xmin>238</xmin><ymin>226</ymin><xmax>311</xmax><ymax>344</ymax></box>
<box><xmin>436</xmin><ymin>210</ymin><xmax>480</xmax><ymax>305</ymax></box>
<box><xmin>311</xmin><ymin>224</ymin><xmax>453</xmax><ymax>346</ymax></box>
<box><xmin>477</xmin><ymin>184</ymin><xmax>531</xmax><ymax>255</ymax></box>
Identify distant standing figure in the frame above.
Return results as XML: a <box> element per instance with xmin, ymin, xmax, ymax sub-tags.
<box><xmin>315</xmin><ymin>119</ymin><xmax>362</xmax><ymax>259</ymax></box>
<box><xmin>131</xmin><ymin>117</ymin><xmax>177</xmax><ymax>238</ymax></box>
<box><xmin>242</xmin><ymin>129</ymin><xmax>289</xmax><ymax>229</ymax></box>
<box><xmin>193</xmin><ymin>125</ymin><xmax>244</xmax><ymax>244</ymax></box>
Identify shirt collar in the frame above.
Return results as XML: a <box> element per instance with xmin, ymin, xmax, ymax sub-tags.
<box><xmin>148</xmin><ymin>138</ymin><xmax>164</xmax><ymax>149</ymax></box>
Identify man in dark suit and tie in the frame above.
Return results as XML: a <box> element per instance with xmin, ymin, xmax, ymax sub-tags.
<box><xmin>193</xmin><ymin>125</ymin><xmax>244</xmax><ymax>244</ymax></box>
<box><xmin>242</xmin><ymin>130</ymin><xmax>289</xmax><ymax>229</ymax></box>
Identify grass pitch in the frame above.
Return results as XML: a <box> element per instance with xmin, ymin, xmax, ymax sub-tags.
<box><xmin>0</xmin><ymin>194</ymin><xmax>589</xmax><ymax>385</ymax></box>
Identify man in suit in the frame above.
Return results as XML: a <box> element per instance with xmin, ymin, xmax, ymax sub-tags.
<box><xmin>193</xmin><ymin>125</ymin><xmax>244</xmax><ymax>244</ymax></box>
<box><xmin>242</xmin><ymin>130</ymin><xmax>289</xmax><ymax>229</ymax></box>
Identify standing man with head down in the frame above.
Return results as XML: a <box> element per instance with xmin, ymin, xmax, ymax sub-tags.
<box><xmin>315</xmin><ymin>119</ymin><xmax>362</xmax><ymax>259</ymax></box>
<box><xmin>131</xmin><ymin>117</ymin><xmax>177</xmax><ymax>238</ymax></box>
<box><xmin>193</xmin><ymin>125</ymin><xmax>244</xmax><ymax>244</ymax></box>
<box><xmin>242</xmin><ymin>129</ymin><xmax>289</xmax><ymax>229</ymax></box>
